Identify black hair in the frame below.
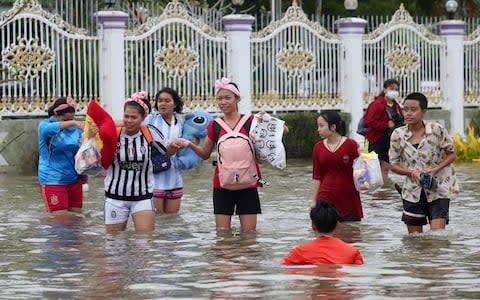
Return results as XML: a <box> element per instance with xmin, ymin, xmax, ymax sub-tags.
<box><xmin>318</xmin><ymin>110</ymin><xmax>346</xmax><ymax>136</ymax></box>
<box><xmin>47</xmin><ymin>97</ymin><xmax>75</xmax><ymax>117</ymax></box>
<box><xmin>155</xmin><ymin>87</ymin><xmax>184</xmax><ymax>114</ymax></box>
<box><xmin>124</xmin><ymin>94</ymin><xmax>151</xmax><ymax>116</ymax></box>
<box><xmin>310</xmin><ymin>201</ymin><xmax>339</xmax><ymax>233</ymax></box>
<box><xmin>404</xmin><ymin>92</ymin><xmax>428</xmax><ymax>110</ymax></box>
<box><xmin>379</xmin><ymin>78</ymin><xmax>400</xmax><ymax>97</ymax></box>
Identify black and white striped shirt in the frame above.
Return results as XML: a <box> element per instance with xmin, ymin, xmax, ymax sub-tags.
<box><xmin>104</xmin><ymin>125</ymin><xmax>167</xmax><ymax>201</ymax></box>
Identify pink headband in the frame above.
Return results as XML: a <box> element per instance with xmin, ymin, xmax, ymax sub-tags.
<box><xmin>214</xmin><ymin>77</ymin><xmax>241</xmax><ymax>98</ymax></box>
<box><xmin>53</xmin><ymin>96</ymin><xmax>75</xmax><ymax>113</ymax></box>
<box><xmin>125</xmin><ymin>91</ymin><xmax>149</xmax><ymax>115</ymax></box>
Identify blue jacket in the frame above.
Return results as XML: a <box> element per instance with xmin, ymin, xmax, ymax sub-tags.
<box><xmin>38</xmin><ymin>116</ymin><xmax>82</xmax><ymax>184</ymax></box>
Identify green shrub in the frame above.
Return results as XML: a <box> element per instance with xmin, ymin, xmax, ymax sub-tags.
<box><xmin>278</xmin><ymin>112</ymin><xmax>319</xmax><ymax>159</ymax></box>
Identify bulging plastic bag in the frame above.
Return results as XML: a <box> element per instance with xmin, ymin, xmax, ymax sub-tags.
<box><xmin>75</xmin><ymin>138</ymin><xmax>103</xmax><ymax>176</ymax></box>
<box><xmin>353</xmin><ymin>151</ymin><xmax>383</xmax><ymax>192</ymax></box>
<box><xmin>249</xmin><ymin>112</ymin><xmax>286</xmax><ymax>169</ymax></box>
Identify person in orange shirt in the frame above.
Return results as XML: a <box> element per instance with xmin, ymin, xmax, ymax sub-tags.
<box><xmin>281</xmin><ymin>201</ymin><xmax>364</xmax><ymax>265</ymax></box>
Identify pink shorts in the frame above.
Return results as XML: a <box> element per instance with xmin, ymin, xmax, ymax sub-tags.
<box><xmin>153</xmin><ymin>187</ymin><xmax>183</xmax><ymax>200</ymax></box>
<box><xmin>40</xmin><ymin>180</ymin><xmax>83</xmax><ymax>212</ymax></box>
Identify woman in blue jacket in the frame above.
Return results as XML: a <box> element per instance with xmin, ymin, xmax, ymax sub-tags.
<box><xmin>38</xmin><ymin>97</ymin><xmax>94</xmax><ymax>213</ymax></box>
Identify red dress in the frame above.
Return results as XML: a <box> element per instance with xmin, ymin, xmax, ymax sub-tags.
<box><xmin>312</xmin><ymin>138</ymin><xmax>363</xmax><ymax>220</ymax></box>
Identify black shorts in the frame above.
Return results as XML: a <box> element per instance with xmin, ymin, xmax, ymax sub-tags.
<box><xmin>402</xmin><ymin>190</ymin><xmax>450</xmax><ymax>226</ymax></box>
<box><xmin>213</xmin><ymin>188</ymin><xmax>261</xmax><ymax>215</ymax></box>
<box><xmin>368</xmin><ymin>133</ymin><xmax>390</xmax><ymax>163</ymax></box>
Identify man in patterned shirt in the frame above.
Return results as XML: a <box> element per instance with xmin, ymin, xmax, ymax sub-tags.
<box><xmin>389</xmin><ymin>92</ymin><xmax>459</xmax><ymax>234</ymax></box>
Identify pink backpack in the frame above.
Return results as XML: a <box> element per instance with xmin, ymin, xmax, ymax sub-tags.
<box><xmin>215</xmin><ymin>114</ymin><xmax>258</xmax><ymax>190</ymax></box>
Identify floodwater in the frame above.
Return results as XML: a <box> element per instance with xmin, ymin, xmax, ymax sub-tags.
<box><xmin>0</xmin><ymin>160</ymin><xmax>479</xmax><ymax>299</ymax></box>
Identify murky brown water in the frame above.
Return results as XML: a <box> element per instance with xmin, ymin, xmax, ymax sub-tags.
<box><xmin>0</xmin><ymin>160</ymin><xmax>479</xmax><ymax>299</ymax></box>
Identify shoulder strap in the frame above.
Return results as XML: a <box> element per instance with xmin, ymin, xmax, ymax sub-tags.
<box><xmin>233</xmin><ymin>114</ymin><xmax>251</xmax><ymax>133</ymax></box>
<box><xmin>213</xmin><ymin>114</ymin><xmax>252</xmax><ymax>142</ymax></box>
<box><xmin>140</xmin><ymin>125</ymin><xmax>153</xmax><ymax>144</ymax></box>
<box><xmin>215</xmin><ymin>117</ymin><xmax>233</xmax><ymax>134</ymax></box>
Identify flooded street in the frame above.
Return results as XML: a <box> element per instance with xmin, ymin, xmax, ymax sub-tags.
<box><xmin>0</xmin><ymin>160</ymin><xmax>479</xmax><ymax>299</ymax></box>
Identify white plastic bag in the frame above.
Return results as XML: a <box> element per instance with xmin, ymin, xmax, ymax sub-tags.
<box><xmin>249</xmin><ymin>113</ymin><xmax>286</xmax><ymax>169</ymax></box>
<box><xmin>75</xmin><ymin>138</ymin><xmax>102</xmax><ymax>176</ymax></box>
<box><xmin>353</xmin><ymin>151</ymin><xmax>383</xmax><ymax>192</ymax></box>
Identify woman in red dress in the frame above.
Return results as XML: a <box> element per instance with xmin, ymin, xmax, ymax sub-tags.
<box><xmin>311</xmin><ymin>110</ymin><xmax>363</xmax><ymax>221</ymax></box>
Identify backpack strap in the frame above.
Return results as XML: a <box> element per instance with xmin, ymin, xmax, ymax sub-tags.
<box><xmin>213</xmin><ymin>114</ymin><xmax>252</xmax><ymax>142</ymax></box>
<box><xmin>140</xmin><ymin>125</ymin><xmax>153</xmax><ymax>144</ymax></box>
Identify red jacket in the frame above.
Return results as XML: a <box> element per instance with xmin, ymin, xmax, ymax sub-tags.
<box><xmin>363</xmin><ymin>95</ymin><xmax>402</xmax><ymax>143</ymax></box>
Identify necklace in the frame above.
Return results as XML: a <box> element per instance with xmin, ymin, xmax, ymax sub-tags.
<box><xmin>326</xmin><ymin>136</ymin><xmax>343</xmax><ymax>152</ymax></box>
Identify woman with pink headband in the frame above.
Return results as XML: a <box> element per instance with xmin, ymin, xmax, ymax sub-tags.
<box><xmin>180</xmin><ymin>78</ymin><xmax>262</xmax><ymax>232</ymax></box>
<box><xmin>102</xmin><ymin>91</ymin><xmax>181</xmax><ymax>232</ymax></box>
<box><xmin>38</xmin><ymin>97</ymin><xmax>96</xmax><ymax>213</ymax></box>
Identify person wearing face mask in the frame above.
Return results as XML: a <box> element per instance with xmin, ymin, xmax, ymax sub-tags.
<box><xmin>363</xmin><ymin>79</ymin><xmax>404</xmax><ymax>180</ymax></box>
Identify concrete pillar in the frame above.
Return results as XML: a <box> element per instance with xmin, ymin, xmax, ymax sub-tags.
<box><xmin>438</xmin><ymin>20</ymin><xmax>466</xmax><ymax>136</ymax></box>
<box><xmin>222</xmin><ymin>14</ymin><xmax>255</xmax><ymax>114</ymax></box>
<box><xmin>335</xmin><ymin>17</ymin><xmax>367</xmax><ymax>140</ymax></box>
<box><xmin>94</xmin><ymin>11</ymin><xmax>128</xmax><ymax>120</ymax></box>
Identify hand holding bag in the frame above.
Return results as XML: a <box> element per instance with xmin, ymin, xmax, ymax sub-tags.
<box><xmin>75</xmin><ymin>138</ymin><xmax>103</xmax><ymax>176</ymax></box>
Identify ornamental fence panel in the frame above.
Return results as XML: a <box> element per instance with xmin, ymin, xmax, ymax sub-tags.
<box><xmin>250</xmin><ymin>4</ymin><xmax>342</xmax><ymax>112</ymax></box>
<box><xmin>362</xmin><ymin>4</ymin><xmax>446</xmax><ymax>108</ymax></box>
<box><xmin>464</xmin><ymin>27</ymin><xmax>480</xmax><ymax>107</ymax></box>
<box><xmin>0</xmin><ymin>0</ymin><xmax>99</xmax><ymax>117</ymax></box>
<box><xmin>124</xmin><ymin>1</ymin><xmax>227</xmax><ymax>112</ymax></box>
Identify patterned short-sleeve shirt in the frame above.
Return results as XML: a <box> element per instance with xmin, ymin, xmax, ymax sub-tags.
<box><xmin>389</xmin><ymin>122</ymin><xmax>459</xmax><ymax>203</ymax></box>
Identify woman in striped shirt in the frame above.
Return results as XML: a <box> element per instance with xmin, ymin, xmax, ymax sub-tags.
<box><xmin>103</xmin><ymin>92</ymin><xmax>179</xmax><ymax>232</ymax></box>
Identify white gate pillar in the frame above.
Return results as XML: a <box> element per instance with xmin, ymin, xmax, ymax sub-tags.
<box><xmin>94</xmin><ymin>11</ymin><xmax>129</xmax><ymax>120</ymax></box>
<box><xmin>336</xmin><ymin>18</ymin><xmax>367</xmax><ymax>140</ymax></box>
<box><xmin>438</xmin><ymin>20</ymin><xmax>466</xmax><ymax>136</ymax></box>
<box><xmin>222</xmin><ymin>14</ymin><xmax>255</xmax><ymax>114</ymax></box>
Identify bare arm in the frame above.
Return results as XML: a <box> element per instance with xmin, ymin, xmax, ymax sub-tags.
<box><xmin>187</xmin><ymin>137</ymin><xmax>215</xmax><ymax>160</ymax></box>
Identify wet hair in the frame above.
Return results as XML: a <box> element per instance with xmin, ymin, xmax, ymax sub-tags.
<box><xmin>310</xmin><ymin>201</ymin><xmax>339</xmax><ymax>233</ymax></box>
<box><xmin>318</xmin><ymin>110</ymin><xmax>346</xmax><ymax>136</ymax></box>
<box><xmin>379</xmin><ymin>78</ymin><xmax>400</xmax><ymax>96</ymax></box>
<box><xmin>47</xmin><ymin>97</ymin><xmax>75</xmax><ymax>117</ymax></box>
<box><xmin>154</xmin><ymin>87</ymin><xmax>184</xmax><ymax>114</ymax></box>
<box><xmin>404</xmin><ymin>92</ymin><xmax>428</xmax><ymax>110</ymax></box>
<box><xmin>124</xmin><ymin>94</ymin><xmax>151</xmax><ymax>116</ymax></box>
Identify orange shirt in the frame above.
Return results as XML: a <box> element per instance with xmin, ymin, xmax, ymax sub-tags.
<box><xmin>281</xmin><ymin>236</ymin><xmax>364</xmax><ymax>265</ymax></box>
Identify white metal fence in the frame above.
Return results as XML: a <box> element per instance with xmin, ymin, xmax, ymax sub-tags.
<box><xmin>250</xmin><ymin>5</ymin><xmax>342</xmax><ymax>111</ymax></box>
<box><xmin>464</xmin><ymin>27</ymin><xmax>480</xmax><ymax>106</ymax></box>
<box><xmin>362</xmin><ymin>6</ymin><xmax>445</xmax><ymax>107</ymax></box>
<box><xmin>124</xmin><ymin>1</ymin><xmax>227</xmax><ymax>112</ymax></box>
<box><xmin>1</xmin><ymin>0</ymin><xmax>480</xmax><ymax>118</ymax></box>
<box><xmin>0</xmin><ymin>0</ymin><xmax>100</xmax><ymax>116</ymax></box>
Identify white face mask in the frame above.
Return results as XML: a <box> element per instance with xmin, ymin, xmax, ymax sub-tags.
<box><xmin>385</xmin><ymin>90</ymin><xmax>399</xmax><ymax>100</ymax></box>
